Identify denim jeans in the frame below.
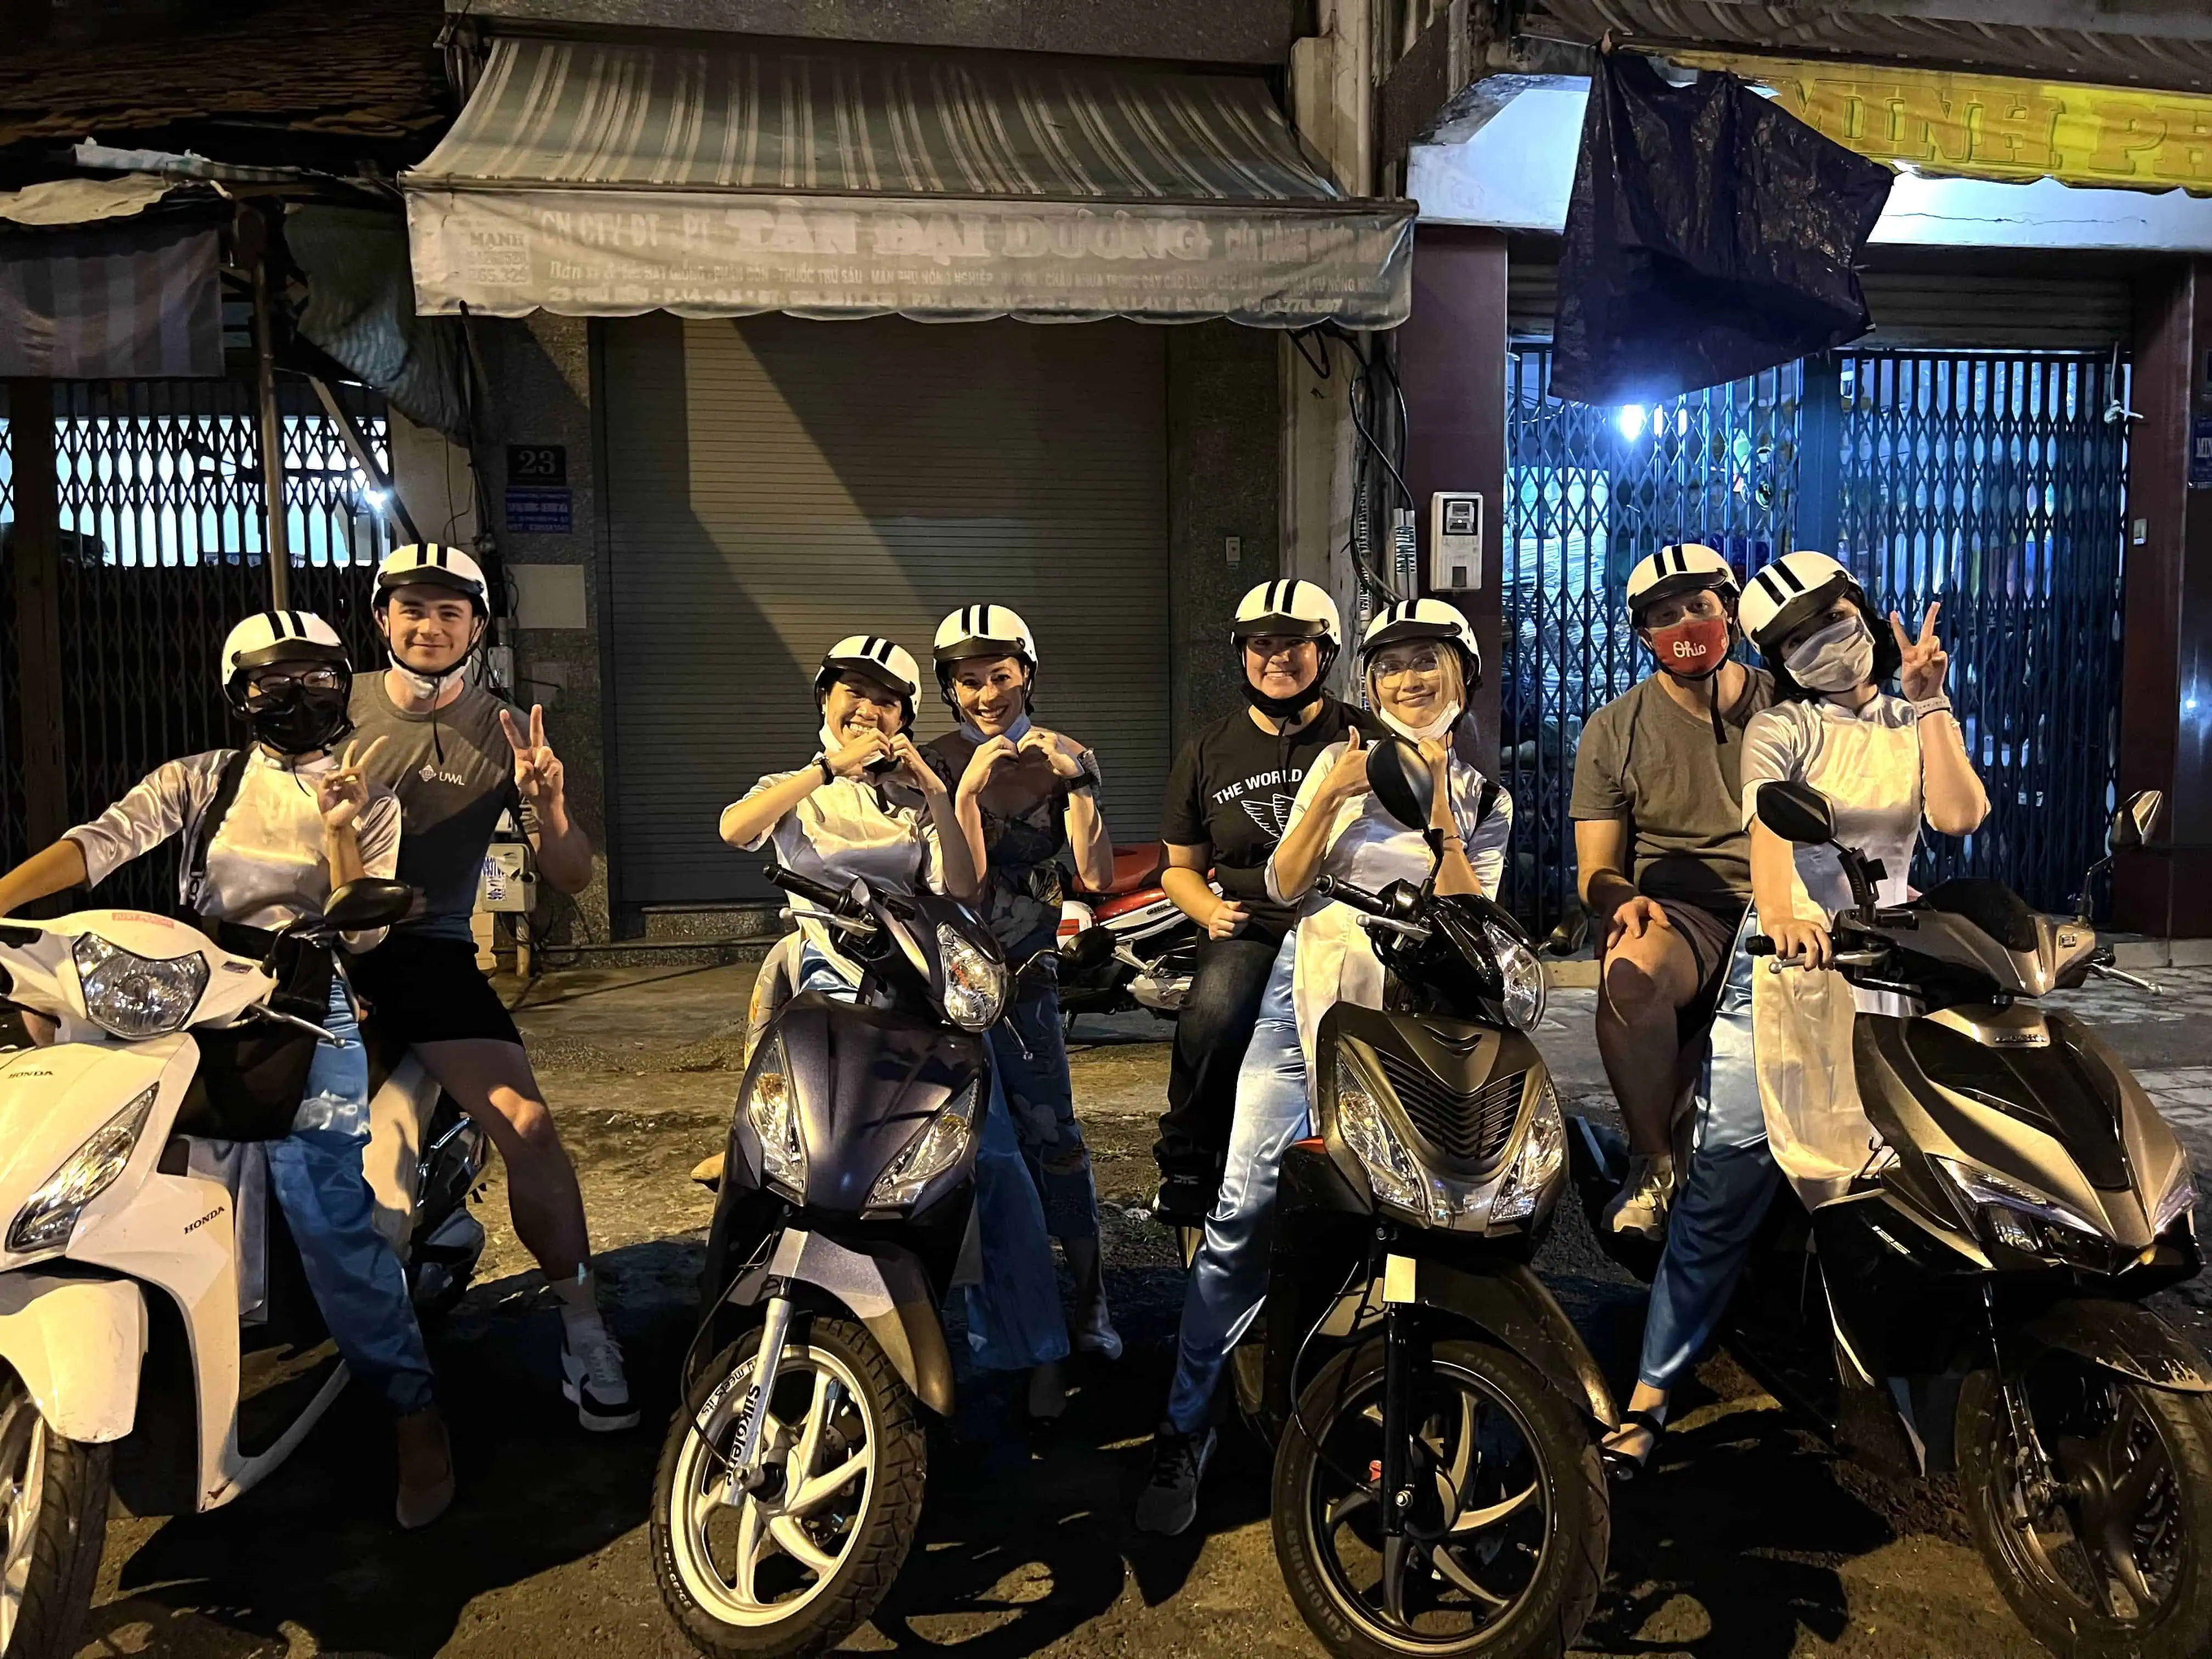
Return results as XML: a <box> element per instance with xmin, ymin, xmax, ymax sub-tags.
<box><xmin>1155</xmin><ymin>933</ymin><xmax>1280</xmax><ymax>1188</ymax></box>
<box><xmin>264</xmin><ymin>978</ymin><xmax>436</xmax><ymax>1417</ymax></box>
<box><xmin>989</xmin><ymin>975</ymin><xmax>1099</xmax><ymax>1244</ymax></box>
<box><xmin>795</xmin><ymin>945</ymin><xmax>1068</xmax><ymax>1372</ymax></box>
<box><xmin>1637</xmin><ymin>909</ymin><xmax>1781</xmax><ymax>1393</ymax></box>
<box><xmin>1165</xmin><ymin>932</ymin><xmax>1306</xmax><ymax>1434</ymax></box>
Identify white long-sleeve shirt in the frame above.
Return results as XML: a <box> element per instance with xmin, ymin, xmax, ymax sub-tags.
<box><xmin>1266</xmin><ymin>741</ymin><xmax>1513</xmax><ymax>1067</ymax></box>
<box><xmin>65</xmin><ymin>748</ymin><xmax>402</xmax><ymax>951</ymax></box>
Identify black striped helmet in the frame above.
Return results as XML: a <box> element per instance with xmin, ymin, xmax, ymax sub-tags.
<box><xmin>1739</xmin><ymin>551</ymin><xmax>1862</xmax><ymax>657</ymax></box>
<box><xmin>932</xmin><ymin>604</ymin><xmax>1038</xmax><ymax>710</ymax></box>
<box><xmin>218</xmin><ymin>609</ymin><xmax>349</xmax><ymax>702</ymax></box>
<box><xmin>375</xmin><ymin>543</ymin><xmax>488</xmax><ymax>614</ymax></box>
<box><xmin>1359</xmin><ymin>597</ymin><xmax>1483</xmax><ymax>690</ymax></box>
<box><xmin>1625</xmin><ymin>543</ymin><xmax>1738</xmax><ymax>624</ymax></box>
<box><xmin>817</xmin><ymin>634</ymin><xmax>922</xmax><ymax>729</ymax></box>
<box><xmin>1231</xmin><ymin>579</ymin><xmax>1341</xmax><ymax>645</ymax></box>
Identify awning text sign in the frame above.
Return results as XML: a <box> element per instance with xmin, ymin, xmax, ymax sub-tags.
<box><xmin>406</xmin><ymin>188</ymin><xmax>1413</xmax><ymax>327</ymax></box>
<box><xmin>1675</xmin><ymin>52</ymin><xmax>2212</xmax><ymax>193</ymax></box>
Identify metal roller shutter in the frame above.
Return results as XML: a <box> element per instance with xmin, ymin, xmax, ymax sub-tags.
<box><xmin>601</xmin><ymin>313</ymin><xmax>1171</xmax><ymax>909</ymax></box>
<box><xmin>1506</xmin><ymin>258</ymin><xmax>2132</xmax><ymax>349</ymax></box>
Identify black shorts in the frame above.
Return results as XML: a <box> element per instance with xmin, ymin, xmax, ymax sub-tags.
<box><xmin>1651</xmin><ymin>897</ymin><xmax>1746</xmax><ymax>1020</ymax></box>
<box><xmin>347</xmin><ymin>930</ymin><xmax>522</xmax><ymax>1047</ymax></box>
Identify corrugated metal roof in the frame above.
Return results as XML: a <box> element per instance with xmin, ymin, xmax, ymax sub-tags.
<box><xmin>1530</xmin><ymin>1</ymin><xmax>2212</xmax><ymax>95</ymax></box>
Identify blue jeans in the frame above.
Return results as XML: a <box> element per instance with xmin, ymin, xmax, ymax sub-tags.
<box><xmin>264</xmin><ymin>979</ymin><xmax>436</xmax><ymax>1417</ymax></box>
<box><xmin>1637</xmin><ymin>911</ymin><xmax>1781</xmax><ymax>1393</ymax></box>
<box><xmin>795</xmin><ymin>946</ymin><xmax>1068</xmax><ymax>1372</ymax></box>
<box><xmin>989</xmin><ymin>978</ymin><xmax>1100</xmax><ymax>1244</ymax></box>
<box><xmin>1166</xmin><ymin>932</ymin><xmax>1306</xmax><ymax>1434</ymax></box>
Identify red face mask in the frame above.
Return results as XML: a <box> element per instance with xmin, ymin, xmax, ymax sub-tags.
<box><xmin>1646</xmin><ymin>615</ymin><xmax>1729</xmax><ymax>676</ymax></box>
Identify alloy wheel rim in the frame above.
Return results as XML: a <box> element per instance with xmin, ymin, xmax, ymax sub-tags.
<box><xmin>1</xmin><ymin>1380</ymin><xmax>48</xmax><ymax>1655</ymax></box>
<box><xmin>1994</xmin><ymin>1368</ymin><xmax>2187</xmax><ymax>1627</ymax></box>
<box><xmin>1302</xmin><ymin>1359</ymin><xmax>1552</xmax><ymax>1650</ymax></box>
<box><xmin>671</xmin><ymin>1344</ymin><xmax>876</xmax><ymax>1626</ymax></box>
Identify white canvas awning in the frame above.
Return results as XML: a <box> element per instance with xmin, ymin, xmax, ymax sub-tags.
<box><xmin>402</xmin><ymin>37</ymin><xmax>1414</xmax><ymax>327</ymax></box>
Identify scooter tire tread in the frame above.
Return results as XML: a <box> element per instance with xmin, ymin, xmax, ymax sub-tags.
<box><xmin>1271</xmin><ymin>1337</ymin><xmax>1607</xmax><ymax>1659</ymax></box>
<box><xmin>1958</xmin><ymin>1364</ymin><xmax>2212</xmax><ymax>1659</ymax></box>
<box><xmin>650</xmin><ymin>1316</ymin><xmax>927</xmax><ymax>1659</ymax></box>
<box><xmin>1</xmin><ymin>1377</ymin><xmax>111</xmax><ymax>1659</ymax></box>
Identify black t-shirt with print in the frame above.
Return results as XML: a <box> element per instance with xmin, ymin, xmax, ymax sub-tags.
<box><xmin>1159</xmin><ymin>696</ymin><xmax>1385</xmax><ymax>947</ymax></box>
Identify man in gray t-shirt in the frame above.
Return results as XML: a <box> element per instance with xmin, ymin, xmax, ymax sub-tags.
<box><xmin>345</xmin><ymin>544</ymin><xmax>634</xmax><ymax>1434</ymax></box>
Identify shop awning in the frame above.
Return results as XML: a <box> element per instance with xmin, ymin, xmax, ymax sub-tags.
<box><xmin>402</xmin><ymin>37</ymin><xmax>1414</xmax><ymax>327</ymax></box>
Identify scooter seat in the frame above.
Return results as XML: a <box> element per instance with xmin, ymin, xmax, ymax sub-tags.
<box><xmin>1092</xmin><ymin>885</ymin><xmax>1171</xmax><ymax>922</ymax></box>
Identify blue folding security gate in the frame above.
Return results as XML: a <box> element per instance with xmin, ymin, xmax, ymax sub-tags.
<box><xmin>1501</xmin><ymin>345</ymin><xmax>2128</xmax><ymax>934</ymax></box>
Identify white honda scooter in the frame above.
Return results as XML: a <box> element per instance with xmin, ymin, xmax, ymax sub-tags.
<box><xmin>0</xmin><ymin>880</ymin><xmax>488</xmax><ymax>1659</ymax></box>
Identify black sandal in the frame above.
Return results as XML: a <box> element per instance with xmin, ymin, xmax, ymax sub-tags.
<box><xmin>1600</xmin><ymin>1409</ymin><xmax>1667</xmax><ymax>1483</ymax></box>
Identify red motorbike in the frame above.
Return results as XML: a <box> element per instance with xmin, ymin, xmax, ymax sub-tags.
<box><xmin>1054</xmin><ymin>843</ymin><xmax>1200</xmax><ymax>1031</ymax></box>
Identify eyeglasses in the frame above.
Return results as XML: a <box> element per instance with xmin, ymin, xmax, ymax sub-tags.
<box><xmin>1373</xmin><ymin>658</ymin><xmax>1442</xmax><ymax>685</ymax></box>
<box><xmin>246</xmin><ymin>667</ymin><xmax>345</xmax><ymax>698</ymax></box>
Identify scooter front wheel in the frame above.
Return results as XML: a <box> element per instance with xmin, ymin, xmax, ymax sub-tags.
<box><xmin>1272</xmin><ymin>1338</ymin><xmax>1606</xmax><ymax>1659</ymax></box>
<box><xmin>651</xmin><ymin>1316</ymin><xmax>926</xmax><ymax>1659</ymax></box>
<box><xmin>1959</xmin><ymin>1359</ymin><xmax>2212</xmax><ymax>1659</ymax></box>
<box><xmin>1</xmin><ymin>1365</ymin><xmax>110</xmax><ymax>1659</ymax></box>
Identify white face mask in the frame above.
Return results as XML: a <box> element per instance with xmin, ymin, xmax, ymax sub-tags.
<box><xmin>1784</xmin><ymin>614</ymin><xmax>1876</xmax><ymax>696</ymax></box>
<box><xmin>1378</xmin><ymin>701</ymin><xmax>1463</xmax><ymax>744</ymax></box>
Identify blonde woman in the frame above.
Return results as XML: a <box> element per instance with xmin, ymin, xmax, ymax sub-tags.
<box><xmin>1138</xmin><ymin>597</ymin><xmax>1513</xmax><ymax>1534</ymax></box>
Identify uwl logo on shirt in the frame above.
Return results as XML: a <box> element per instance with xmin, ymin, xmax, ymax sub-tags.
<box><xmin>1241</xmin><ymin>793</ymin><xmax>1298</xmax><ymax>838</ymax></box>
<box><xmin>417</xmin><ymin>763</ymin><xmax>470</xmax><ymax>787</ymax></box>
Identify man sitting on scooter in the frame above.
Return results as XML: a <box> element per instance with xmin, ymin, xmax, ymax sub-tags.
<box><xmin>0</xmin><ymin>613</ymin><xmax>453</xmax><ymax>1528</ymax></box>
<box><xmin>719</xmin><ymin>635</ymin><xmax>1073</xmax><ymax>1420</ymax></box>
<box><xmin>1568</xmin><ymin>544</ymin><xmax>1776</xmax><ymax>1478</ymax></box>
<box><xmin>1151</xmin><ymin>580</ymin><xmax>1383</xmax><ymax>1227</ymax></box>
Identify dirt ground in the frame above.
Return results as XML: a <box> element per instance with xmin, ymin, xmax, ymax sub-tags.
<box><xmin>74</xmin><ymin>961</ymin><xmax>2212</xmax><ymax>1659</ymax></box>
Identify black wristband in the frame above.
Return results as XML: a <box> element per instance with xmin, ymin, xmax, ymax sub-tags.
<box><xmin>817</xmin><ymin>757</ymin><xmax>835</xmax><ymax>786</ymax></box>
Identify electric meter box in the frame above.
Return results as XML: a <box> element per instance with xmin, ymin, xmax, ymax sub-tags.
<box><xmin>1429</xmin><ymin>492</ymin><xmax>1483</xmax><ymax>592</ymax></box>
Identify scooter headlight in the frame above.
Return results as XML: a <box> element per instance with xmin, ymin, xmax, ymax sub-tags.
<box><xmin>939</xmin><ymin>924</ymin><xmax>1008</xmax><ymax>1032</ymax></box>
<box><xmin>867</xmin><ymin>1081</ymin><xmax>980</xmax><ymax>1212</ymax></box>
<box><xmin>71</xmin><ymin>935</ymin><xmax>207</xmax><ymax>1038</ymax></box>
<box><xmin>1492</xmin><ymin>1074</ymin><xmax>1566</xmax><ymax>1223</ymax></box>
<box><xmin>1334</xmin><ymin>1056</ymin><xmax>1426</xmax><ymax>1216</ymax></box>
<box><xmin>743</xmin><ymin>1037</ymin><xmax>807</xmax><ymax>1198</ymax></box>
<box><xmin>1933</xmin><ymin>1156</ymin><xmax>2104</xmax><ymax>1252</ymax></box>
<box><xmin>2153</xmin><ymin>1161</ymin><xmax>2198</xmax><ymax>1237</ymax></box>
<box><xmin>7</xmin><ymin>1085</ymin><xmax>160</xmax><ymax>1257</ymax></box>
<box><xmin>1483</xmin><ymin>922</ymin><xmax>1547</xmax><ymax>1032</ymax></box>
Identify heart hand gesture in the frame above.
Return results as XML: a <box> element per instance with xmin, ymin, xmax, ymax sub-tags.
<box><xmin>1019</xmin><ymin>727</ymin><xmax>1086</xmax><ymax>781</ymax></box>
<box><xmin>317</xmin><ymin>737</ymin><xmax>388</xmax><ymax>832</ymax></box>
<box><xmin>499</xmin><ymin>704</ymin><xmax>566</xmax><ymax>805</ymax></box>
<box><xmin>1889</xmin><ymin>602</ymin><xmax>1949</xmax><ymax>703</ymax></box>
<box><xmin>958</xmin><ymin>735</ymin><xmax>1023</xmax><ymax>798</ymax></box>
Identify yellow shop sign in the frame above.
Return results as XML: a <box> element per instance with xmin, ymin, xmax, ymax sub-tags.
<box><xmin>1672</xmin><ymin>52</ymin><xmax>2212</xmax><ymax>193</ymax></box>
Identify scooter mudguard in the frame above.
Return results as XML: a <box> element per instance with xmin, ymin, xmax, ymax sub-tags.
<box><xmin>720</xmin><ymin>1228</ymin><xmax>956</xmax><ymax>1417</ymax></box>
<box><xmin>2007</xmin><ymin>1297</ymin><xmax>2212</xmax><ymax>1394</ymax></box>
<box><xmin>0</xmin><ymin>1272</ymin><xmax>146</xmax><ymax>1441</ymax></box>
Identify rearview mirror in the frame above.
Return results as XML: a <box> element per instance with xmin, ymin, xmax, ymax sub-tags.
<box><xmin>2111</xmin><ymin>789</ymin><xmax>2163</xmax><ymax>851</ymax></box>
<box><xmin>1366</xmin><ymin>736</ymin><xmax>1435</xmax><ymax>832</ymax></box>
<box><xmin>322</xmin><ymin>878</ymin><xmax>416</xmax><ymax>932</ymax></box>
<box><xmin>1059</xmin><ymin>925</ymin><xmax>1113</xmax><ymax>975</ymax></box>
<box><xmin>1755</xmin><ymin>780</ymin><xmax>1836</xmax><ymax>845</ymax></box>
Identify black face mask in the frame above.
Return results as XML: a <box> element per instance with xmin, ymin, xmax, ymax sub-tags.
<box><xmin>1239</xmin><ymin>639</ymin><xmax>1338</xmax><ymax>719</ymax></box>
<box><xmin>245</xmin><ymin>684</ymin><xmax>355</xmax><ymax>756</ymax></box>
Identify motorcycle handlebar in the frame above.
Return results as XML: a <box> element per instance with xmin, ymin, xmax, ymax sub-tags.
<box><xmin>767</xmin><ymin>865</ymin><xmax>857</xmax><ymax>913</ymax></box>
<box><xmin>1313</xmin><ymin>874</ymin><xmax>1391</xmax><ymax>917</ymax></box>
<box><xmin>1746</xmin><ymin>934</ymin><xmax>1775</xmax><ymax>956</ymax></box>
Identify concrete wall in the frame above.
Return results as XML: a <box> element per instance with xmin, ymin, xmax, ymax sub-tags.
<box><xmin>452</xmin><ymin>0</ymin><xmax>1301</xmax><ymax>62</ymax></box>
<box><xmin>1168</xmin><ymin>322</ymin><xmax>1284</xmax><ymax>749</ymax></box>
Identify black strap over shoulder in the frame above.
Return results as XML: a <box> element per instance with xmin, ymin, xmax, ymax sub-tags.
<box><xmin>180</xmin><ymin>748</ymin><xmax>252</xmax><ymax>917</ymax></box>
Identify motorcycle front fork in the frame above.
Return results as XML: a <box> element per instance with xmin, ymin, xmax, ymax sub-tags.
<box><xmin>720</xmin><ymin>1295</ymin><xmax>795</xmax><ymax>1500</ymax></box>
<box><xmin>1378</xmin><ymin>1303</ymin><xmax>1423</xmax><ymax>1618</ymax></box>
<box><xmin>1983</xmin><ymin>1283</ymin><xmax>2061</xmax><ymax>1521</ymax></box>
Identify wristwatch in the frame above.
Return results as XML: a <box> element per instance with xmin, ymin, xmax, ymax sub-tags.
<box><xmin>1066</xmin><ymin>749</ymin><xmax>1104</xmax><ymax>795</ymax></box>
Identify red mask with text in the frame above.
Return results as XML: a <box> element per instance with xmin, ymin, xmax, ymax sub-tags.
<box><xmin>1646</xmin><ymin>616</ymin><xmax>1729</xmax><ymax>678</ymax></box>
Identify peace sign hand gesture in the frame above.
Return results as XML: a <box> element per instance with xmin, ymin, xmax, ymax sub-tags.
<box><xmin>317</xmin><ymin>737</ymin><xmax>388</xmax><ymax>832</ymax></box>
<box><xmin>1889</xmin><ymin>602</ymin><xmax>1949</xmax><ymax>703</ymax></box>
<box><xmin>498</xmin><ymin>703</ymin><xmax>566</xmax><ymax>806</ymax></box>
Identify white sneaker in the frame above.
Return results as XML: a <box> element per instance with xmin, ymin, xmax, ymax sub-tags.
<box><xmin>1602</xmin><ymin>1153</ymin><xmax>1678</xmax><ymax>1243</ymax></box>
<box><xmin>561</xmin><ymin>1315</ymin><xmax>641</xmax><ymax>1431</ymax></box>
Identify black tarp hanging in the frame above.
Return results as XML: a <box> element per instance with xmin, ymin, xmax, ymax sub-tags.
<box><xmin>1549</xmin><ymin>55</ymin><xmax>1893</xmax><ymax>407</ymax></box>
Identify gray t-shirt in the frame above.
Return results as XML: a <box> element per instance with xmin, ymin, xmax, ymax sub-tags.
<box><xmin>348</xmin><ymin>675</ymin><xmax>535</xmax><ymax>940</ymax></box>
<box><xmin>1568</xmin><ymin>668</ymin><xmax>1775</xmax><ymax>911</ymax></box>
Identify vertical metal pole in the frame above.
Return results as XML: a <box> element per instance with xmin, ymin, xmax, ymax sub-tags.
<box><xmin>251</xmin><ymin>237</ymin><xmax>290</xmax><ymax>608</ymax></box>
<box><xmin>7</xmin><ymin>377</ymin><xmax>67</xmax><ymax>853</ymax></box>
<box><xmin>1797</xmin><ymin>353</ymin><xmax>1844</xmax><ymax>560</ymax></box>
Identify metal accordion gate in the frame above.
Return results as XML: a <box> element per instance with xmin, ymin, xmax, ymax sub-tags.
<box><xmin>1501</xmin><ymin>345</ymin><xmax>2129</xmax><ymax>935</ymax></box>
<box><xmin>0</xmin><ymin>378</ymin><xmax>391</xmax><ymax>912</ymax></box>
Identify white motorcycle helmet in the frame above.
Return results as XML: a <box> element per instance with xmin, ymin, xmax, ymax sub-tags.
<box><xmin>1358</xmin><ymin>597</ymin><xmax>1483</xmax><ymax>689</ymax></box>
<box><xmin>932</xmin><ymin>605</ymin><xmax>1039</xmax><ymax>713</ymax></box>
<box><xmin>219</xmin><ymin>610</ymin><xmax>355</xmax><ymax>753</ymax></box>
<box><xmin>1232</xmin><ymin>579</ymin><xmax>1341</xmax><ymax>715</ymax></box>
<box><xmin>1739</xmin><ymin>551</ymin><xmax>1867</xmax><ymax>658</ymax></box>
<box><xmin>816</xmin><ymin>634</ymin><xmax>923</xmax><ymax>730</ymax></box>
<box><xmin>1624</xmin><ymin>543</ymin><xmax>1738</xmax><ymax>624</ymax></box>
